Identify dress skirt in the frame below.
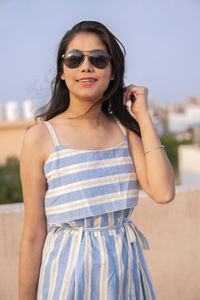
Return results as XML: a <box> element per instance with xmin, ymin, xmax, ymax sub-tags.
<box><xmin>36</xmin><ymin>209</ymin><xmax>156</xmax><ymax>300</ymax></box>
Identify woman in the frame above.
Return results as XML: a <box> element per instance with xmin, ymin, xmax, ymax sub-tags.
<box><xmin>19</xmin><ymin>20</ymin><xmax>175</xmax><ymax>300</ymax></box>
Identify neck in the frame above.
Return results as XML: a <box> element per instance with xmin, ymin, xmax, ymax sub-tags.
<box><xmin>62</xmin><ymin>98</ymin><xmax>107</xmax><ymax>127</ymax></box>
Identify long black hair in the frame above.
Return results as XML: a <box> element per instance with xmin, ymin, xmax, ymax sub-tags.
<box><xmin>35</xmin><ymin>20</ymin><xmax>141</xmax><ymax>137</ymax></box>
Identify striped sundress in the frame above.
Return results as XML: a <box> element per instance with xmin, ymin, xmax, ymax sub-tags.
<box><xmin>36</xmin><ymin>115</ymin><xmax>156</xmax><ymax>300</ymax></box>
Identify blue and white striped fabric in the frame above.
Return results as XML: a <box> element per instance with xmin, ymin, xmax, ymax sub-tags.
<box><xmin>36</xmin><ymin>115</ymin><xmax>156</xmax><ymax>300</ymax></box>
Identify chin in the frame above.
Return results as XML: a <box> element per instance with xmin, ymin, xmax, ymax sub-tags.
<box><xmin>73</xmin><ymin>92</ymin><xmax>104</xmax><ymax>103</ymax></box>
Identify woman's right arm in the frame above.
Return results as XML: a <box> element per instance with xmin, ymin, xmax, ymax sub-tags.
<box><xmin>19</xmin><ymin>125</ymin><xmax>48</xmax><ymax>300</ymax></box>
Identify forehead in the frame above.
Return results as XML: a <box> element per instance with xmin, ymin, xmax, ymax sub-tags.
<box><xmin>66</xmin><ymin>32</ymin><xmax>107</xmax><ymax>52</ymax></box>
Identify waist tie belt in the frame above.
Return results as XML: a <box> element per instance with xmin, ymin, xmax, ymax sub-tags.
<box><xmin>52</xmin><ymin>219</ymin><xmax>149</xmax><ymax>249</ymax></box>
<box><xmin>50</xmin><ymin>220</ymin><xmax>149</xmax><ymax>253</ymax></box>
<box><xmin>50</xmin><ymin>220</ymin><xmax>152</xmax><ymax>299</ymax></box>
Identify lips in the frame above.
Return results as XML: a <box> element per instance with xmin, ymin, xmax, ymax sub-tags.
<box><xmin>77</xmin><ymin>77</ymin><xmax>97</xmax><ymax>82</ymax></box>
<box><xmin>77</xmin><ymin>77</ymin><xmax>97</xmax><ymax>86</ymax></box>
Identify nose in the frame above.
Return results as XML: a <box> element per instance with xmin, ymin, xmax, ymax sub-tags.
<box><xmin>80</xmin><ymin>55</ymin><xmax>94</xmax><ymax>72</ymax></box>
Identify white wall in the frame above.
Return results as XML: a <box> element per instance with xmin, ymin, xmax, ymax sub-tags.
<box><xmin>178</xmin><ymin>145</ymin><xmax>200</xmax><ymax>185</ymax></box>
<box><xmin>168</xmin><ymin>105</ymin><xmax>200</xmax><ymax>132</ymax></box>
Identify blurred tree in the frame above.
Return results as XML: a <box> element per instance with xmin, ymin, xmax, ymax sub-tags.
<box><xmin>0</xmin><ymin>156</ymin><xmax>23</xmax><ymax>204</ymax></box>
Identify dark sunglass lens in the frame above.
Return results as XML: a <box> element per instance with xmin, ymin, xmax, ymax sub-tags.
<box><xmin>63</xmin><ymin>51</ymin><xmax>83</xmax><ymax>68</ymax></box>
<box><xmin>90</xmin><ymin>50</ymin><xmax>110</xmax><ymax>69</ymax></box>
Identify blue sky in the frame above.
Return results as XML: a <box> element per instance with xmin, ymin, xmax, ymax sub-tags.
<box><xmin>0</xmin><ymin>0</ymin><xmax>199</xmax><ymax>108</ymax></box>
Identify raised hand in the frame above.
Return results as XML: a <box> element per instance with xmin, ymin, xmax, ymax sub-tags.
<box><xmin>123</xmin><ymin>84</ymin><xmax>149</xmax><ymax>117</ymax></box>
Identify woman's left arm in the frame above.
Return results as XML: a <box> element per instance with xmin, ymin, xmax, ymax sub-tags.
<box><xmin>123</xmin><ymin>84</ymin><xmax>175</xmax><ymax>204</ymax></box>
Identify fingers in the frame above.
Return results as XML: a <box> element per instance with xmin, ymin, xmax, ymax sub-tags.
<box><xmin>123</xmin><ymin>85</ymin><xmax>137</xmax><ymax>105</ymax></box>
<box><xmin>123</xmin><ymin>85</ymin><xmax>131</xmax><ymax>105</ymax></box>
<box><xmin>123</xmin><ymin>85</ymin><xmax>148</xmax><ymax>104</ymax></box>
<box><xmin>124</xmin><ymin>91</ymin><xmax>135</xmax><ymax>104</ymax></box>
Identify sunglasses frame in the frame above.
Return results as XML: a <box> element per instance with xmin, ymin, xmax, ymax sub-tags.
<box><xmin>61</xmin><ymin>49</ymin><xmax>111</xmax><ymax>69</ymax></box>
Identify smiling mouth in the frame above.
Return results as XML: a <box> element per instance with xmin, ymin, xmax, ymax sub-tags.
<box><xmin>77</xmin><ymin>79</ymin><xmax>97</xmax><ymax>83</ymax></box>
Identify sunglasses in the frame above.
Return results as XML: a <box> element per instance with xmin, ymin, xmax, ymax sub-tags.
<box><xmin>61</xmin><ymin>49</ymin><xmax>111</xmax><ymax>69</ymax></box>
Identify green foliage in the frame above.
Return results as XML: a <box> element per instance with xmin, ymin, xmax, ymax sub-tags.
<box><xmin>0</xmin><ymin>157</ymin><xmax>23</xmax><ymax>204</ymax></box>
<box><xmin>160</xmin><ymin>134</ymin><xmax>193</xmax><ymax>173</ymax></box>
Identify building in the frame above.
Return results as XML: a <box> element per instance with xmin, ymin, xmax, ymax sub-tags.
<box><xmin>0</xmin><ymin>98</ymin><xmax>39</xmax><ymax>164</ymax></box>
<box><xmin>167</xmin><ymin>101</ymin><xmax>200</xmax><ymax>133</ymax></box>
<box><xmin>178</xmin><ymin>144</ymin><xmax>200</xmax><ymax>186</ymax></box>
<box><xmin>0</xmin><ymin>120</ymin><xmax>35</xmax><ymax>165</ymax></box>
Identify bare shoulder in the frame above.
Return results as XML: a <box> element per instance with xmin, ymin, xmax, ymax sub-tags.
<box><xmin>20</xmin><ymin>122</ymin><xmax>52</xmax><ymax>165</ymax></box>
<box><xmin>24</xmin><ymin>122</ymin><xmax>42</xmax><ymax>138</ymax></box>
<box><xmin>22</xmin><ymin>123</ymin><xmax>47</xmax><ymax>150</ymax></box>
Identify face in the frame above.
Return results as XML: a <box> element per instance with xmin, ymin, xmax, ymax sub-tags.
<box><xmin>61</xmin><ymin>32</ymin><xmax>114</xmax><ymax>103</ymax></box>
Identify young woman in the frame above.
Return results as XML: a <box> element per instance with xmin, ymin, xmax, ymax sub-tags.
<box><xmin>19</xmin><ymin>20</ymin><xmax>175</xmax><ymax>300</ymax></box>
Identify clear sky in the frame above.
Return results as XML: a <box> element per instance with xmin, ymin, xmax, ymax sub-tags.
<box><xmin>0</xmin><ymin>0</ymin><xmax>199</xmax><ymax>108</ymax></box>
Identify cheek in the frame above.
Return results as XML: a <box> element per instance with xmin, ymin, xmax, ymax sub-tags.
<box><xmin>61</xmin><ymin>69</ymin><xmax>75</xmax><ymax>86</ymax></box>
<box><xmin>103</xmin><ymin>69</ymin><xmax>113</xmax><ymax>85</ymax></box>
<box><xmin>106</xmin><ymin>66</ymin><xmax>114</xmax><ymax>81</ymax></box>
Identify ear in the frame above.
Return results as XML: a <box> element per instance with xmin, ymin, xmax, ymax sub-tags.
<box><xmin>110</xmin><ymin>73</ymin><xmax>115</xmax><ymax>81</ymax></box>
<box><xmin>61</xmin><ymin>73</ymin><xmax>65</xmax><ymax>80</ymax></box>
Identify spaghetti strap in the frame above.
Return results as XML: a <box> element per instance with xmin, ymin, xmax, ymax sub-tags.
<box><xmin>111</xmin><ymin>115</ymin><xmax>127</xmax><ymax>137</ymax></box>
<box><xmin>44</xmin><ymin>121</ymin><xmax>60</xmax><ymax>146</ymax></box>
